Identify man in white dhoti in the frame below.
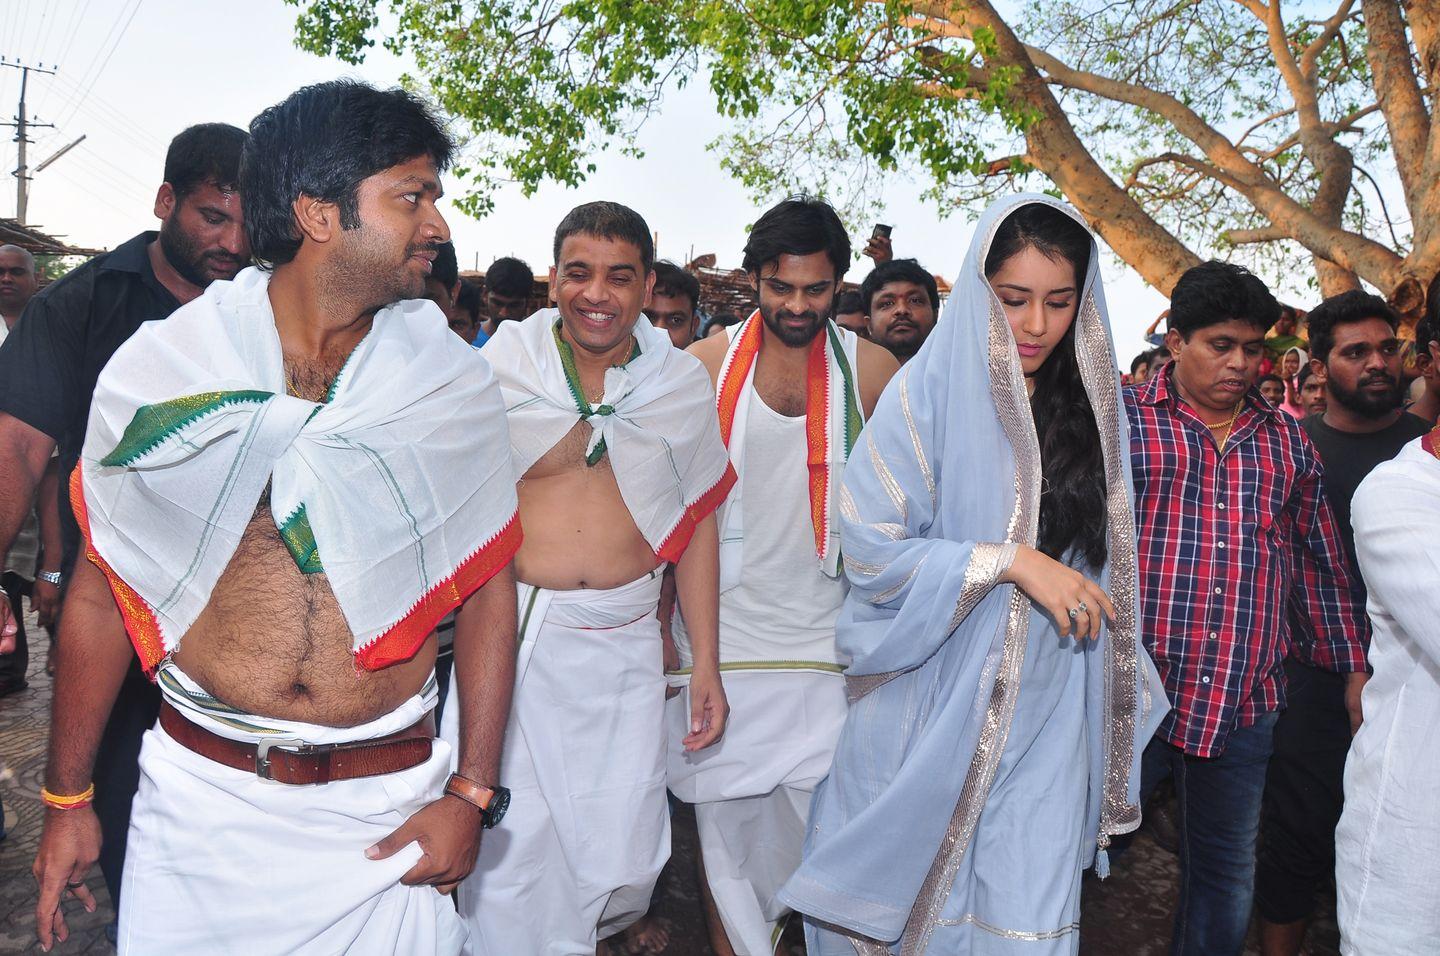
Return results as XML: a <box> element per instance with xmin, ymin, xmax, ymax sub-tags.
<box><xmin>1335</xmin><ymin>421</ymin><xmax>1440</xmax><ymax>954</ymax></box>
<box><xmin>680</xmin><ymin>197</ymin><xmax>898</xmax><ymax>955</ymax></box>
<box><xmin>32</xmin><ymin>82</ymin><xmax>523</xmax><ymax>955</ymax></box>
<box><xmin>446</xmin><ymin>200</ymin><xmax>733</xmax><ymax>955</ymax></box>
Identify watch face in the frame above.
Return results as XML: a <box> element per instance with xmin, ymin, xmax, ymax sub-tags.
<box><xmin>484</xmin><ymin>787</ymin><xmax>511</xmax><ymax>828</ymax></box>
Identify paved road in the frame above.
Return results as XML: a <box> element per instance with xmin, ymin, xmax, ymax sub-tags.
<box><xmin>0</xmin><ymin>611</ymin><xmax>1340</xmax><ymax>955</ymax></box>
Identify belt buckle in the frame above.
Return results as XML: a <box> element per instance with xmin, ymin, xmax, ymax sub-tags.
<box><xmin>254</xmin><ymin>736</ymin><xmax>310</xmax><ymax>781</ymax></box>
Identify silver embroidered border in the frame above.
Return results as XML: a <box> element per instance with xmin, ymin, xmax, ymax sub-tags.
<box><xmin>896</xmin><ymin>228</ymin><xmax>1043</xmax><ymax>955</ymax></box>
<box><xmin>1071</xmin><ymin>292</ymin><xmax>1143</xmax><ymax>843</ymax></box>
<box><xmin>844</xmin><ymin>554</ymin><xmax>888</xmax><ymax>578</ymax></box>
<box><xmin>868</xmin><ymin>552</ymin><xmax>927</xmax><ymax>607</ymax></box>
<box><xmin>946</xmin><ymin>541</ymin><xmax>1018</xmax><ymax>631</ymax></box>
<box><xmin>869</xmin><ymin>437</ymin><xmax>909</xmax><ymax>522</ymax></box>
<box><xmin>935</xmin><ymin>913</ymin><xmax>1081</xmax><ymax>940</ymax></box>
<box><xmin>900</xmin><ymin>367</ymin><xmax>936</xmax><ymax>508</ymax></box>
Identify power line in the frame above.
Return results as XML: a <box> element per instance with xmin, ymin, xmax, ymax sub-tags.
<box><xmin>13</xmin><ymin>7</ymin><xmax>32</xmax><ymax>59</ymax></box>
<box><xmin>45</xmin><ymin>0</ymin><xmax>136</xmax><ymax>126</ymax></box>
<box><xmin>56</xmin><ymin>0</ymin><xmax>142</xmax><ymax>131</ymax></box>
<box><xmin>56</xmin><ymin>0</ymin><xmax>96</xmax><ymax>80</ymax></box>
<box><xmin>35</xmin><ymin>5</ymin><xmax>61</xmax><ymax>67</ymax></box>
<box><xmin>47</xmin><ymin>70</ymin><xmax>164</xmax><ymax>154</ymax></box>
<box><xmin>72</xmin><ymin>142</ymin><xmax>157</xmax><ymax>202</ymax></box>
<box><xmin>42</xmin><ymin>162</ymin><xmax>146</xmax><ymax>222</ymax></box>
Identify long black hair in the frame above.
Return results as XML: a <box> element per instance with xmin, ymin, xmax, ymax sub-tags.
<box><xmin>984</xmin><ymin>203</ymin><xmax>1108</xmax><ymax>569</ymax></box>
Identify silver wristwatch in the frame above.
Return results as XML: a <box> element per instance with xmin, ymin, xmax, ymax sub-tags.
<box><xmin>37</xmin><ymin>570</ymin><xmax>63</xmax><ymax>586</ymax></box>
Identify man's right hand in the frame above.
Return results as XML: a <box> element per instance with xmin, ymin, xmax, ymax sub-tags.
<box><xmin>0</xmin><ymin>594</ymin><xmax>15</xmax><ymax>655</ymax></box>
<box><xmin>863</xmin><ymin>233</ymin><xmax>894</xmax><ymax>264</ymax></box>
<box><xmin>32</xmin><ymin>577</ymin><xmax>60</xmax><ymax>630</ymax></box>
<box><xmin>32</xmin><ymin>807</ymin><xmax>102</xmax><ymax>952</ymax></box>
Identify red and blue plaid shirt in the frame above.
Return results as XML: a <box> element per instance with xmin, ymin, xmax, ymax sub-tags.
<box><xmin>1125</xmin><ymin>364</ymin><xmax>1368</xmax><ymax>757</ymax></box>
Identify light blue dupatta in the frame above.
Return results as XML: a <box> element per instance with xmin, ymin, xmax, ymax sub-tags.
<box><xmin>778</xmin><ymin>194</ymin><xmax>1166</xmax><ymax>951</ymax></box>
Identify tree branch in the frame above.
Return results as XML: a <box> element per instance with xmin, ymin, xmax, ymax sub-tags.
<box><xmin>1020</xmin><ymin>38</ymin><xmax>1401</xmax><ymax>287</ymax></box>
<box><xmin>1224</xmin><ymin>226</ymin><xmax>1289</xmax><ymax>244</ymax></box>
<box><xmin>1360</xmin><ymin>0</ymin><xmax>1433</xmax><ymax>220</ymax></box>
<box><xmin>1300</xmin><ymin>0</ymin><xmax>1358</xmax><ymax>79</ymax></box>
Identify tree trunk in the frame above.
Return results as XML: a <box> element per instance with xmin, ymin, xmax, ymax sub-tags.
<box><xmin>951</xmin><ymin>0</ymin><xmax>1203</xmax><ymax>295</ymax></box>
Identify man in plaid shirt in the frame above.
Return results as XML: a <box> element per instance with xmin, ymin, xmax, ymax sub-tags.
<box><xmin>1124</xmin><ymin>261</ymin><xmax>1368</xmax><ymax>956</ymax></box>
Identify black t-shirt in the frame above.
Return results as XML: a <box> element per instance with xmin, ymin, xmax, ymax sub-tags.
<box><xmin>1301</xmin><ymin>411</ymin><xmax>1432</xmax><ymax>573</ymax></box>
<box><xmin>0</xmin><ymin>231</ymin><xmax>181</xmax><ymax>571</ymax></box>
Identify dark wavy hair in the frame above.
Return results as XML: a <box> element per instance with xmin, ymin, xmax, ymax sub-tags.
<box><xmin>742</xmin><ymin>196</ymin><xmax>851</xmax><ymax>282</ymax></box>
<box><xmin>1168</xmin><ymin>260</ymin><xmax>1279</xmax><ymax>337</ymax></box>
<box><xmin>241</xmin><ymin>80</ymin><xmax>455</xmax><ymax>267</ymax></box>
<box><xmin>1306</xmin><ymin>289</ymin><xmax>1400</xmax><ymax>363</ymax></box>
<box><xmin>985</xmin><ymin>203</ymin><xmax>1108</xmax><ymax>569</ymax></box>
<box><xmin>164</xmin><ymin>123</ymin><xmax>246</xmax><ymax>200</ymax></box>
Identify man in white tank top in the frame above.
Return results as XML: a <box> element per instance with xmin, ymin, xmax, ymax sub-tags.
<box><xmin>678</xmin><ymin>198</ymin><xmax>899</xmax><ymax>955</ymax></box>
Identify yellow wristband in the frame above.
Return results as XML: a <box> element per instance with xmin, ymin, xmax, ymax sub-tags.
<box><xmin>41</xmin><ymin>784</ymin><xmax>96</xmax><ymax>810</ymax></box>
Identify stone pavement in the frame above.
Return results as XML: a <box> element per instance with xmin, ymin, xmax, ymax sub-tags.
<box><xmin>0</xmin><ymin>613</ymin><xmax>113</xmax><ymax>955</ymax></box>
<box><xmin>0</xmin><ymin>603</ymin><xmax>1340</xmax><ymax>955</ymax></box>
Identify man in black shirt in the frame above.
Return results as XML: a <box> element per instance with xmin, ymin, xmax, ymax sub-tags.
<box><xmin>1255</xmin><ymin>290</ymin><xmax>1430</xmax><ymax>956</ymax></box>
<box><xmin>0</xmin><ymin>122</ymin><xmax>248</xmax><ymax>909</ymax></box>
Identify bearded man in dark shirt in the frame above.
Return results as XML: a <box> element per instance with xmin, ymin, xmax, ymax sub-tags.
<box><xmin>0</xmin><ymin>122</ymin><xmax>248</xmax><ymax>911</ymax></box>
<box><xmin>1255</xmin><ymin>289</ymin><xmax>1429</xmax><ymax>956</ymax></box>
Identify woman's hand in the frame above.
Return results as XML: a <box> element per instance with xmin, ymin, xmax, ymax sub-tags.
<box><xmin>1000</xmin><ymin>545</ymin><xmax>1115</xmax><ymax>640</ymax></box>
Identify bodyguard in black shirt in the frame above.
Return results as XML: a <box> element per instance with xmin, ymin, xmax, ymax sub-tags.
<box><xmin>0</xmin><ymin>123</ymin><xmax>249</xmax><ymax>912</ymax></box>
<box><xmin>1255</xmin><ymin>290</ymin><xmax>1429</xmax><ymax>956</ymax></box>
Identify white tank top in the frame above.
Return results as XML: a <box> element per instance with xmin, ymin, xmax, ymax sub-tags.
<box><xmin>716</xmin><ymin>389</ymin><xmax>846</xmax><ymax>665</ymax></box>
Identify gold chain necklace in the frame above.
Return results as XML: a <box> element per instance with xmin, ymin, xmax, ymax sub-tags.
<box><xmin>1203</xmin><ymin>400</ymin><xmax>1245</xmax><ymax>452</ymax></box>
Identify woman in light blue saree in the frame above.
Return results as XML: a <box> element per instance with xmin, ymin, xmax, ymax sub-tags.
<box><xmin>778</xmin><ymin>195</ymin><xmax>1167</xmax><ymax>954</ymax></box>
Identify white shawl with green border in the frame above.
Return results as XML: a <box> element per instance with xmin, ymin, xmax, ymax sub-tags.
<box><xmin>77</xmin><ymin>267</ymin><xmax>520</xmax><ymax>673</ymax></box>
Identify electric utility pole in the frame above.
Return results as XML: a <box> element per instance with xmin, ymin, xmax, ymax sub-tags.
<box><xmin>2</xmin><ymin>59</ymin><xmax>58</xmax><ymax>224</ymax></box>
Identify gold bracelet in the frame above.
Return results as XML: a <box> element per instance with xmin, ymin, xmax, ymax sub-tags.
<box><xmin>41</xmin><ymin>784</ymin><xmax>96</xmax><ymax>810</ymax></box>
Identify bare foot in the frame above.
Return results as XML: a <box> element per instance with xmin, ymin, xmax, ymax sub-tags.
<box><xmin>619</xmin><ymin>914</ymin><xmax>671</xmax><ymax>955</ymax></box>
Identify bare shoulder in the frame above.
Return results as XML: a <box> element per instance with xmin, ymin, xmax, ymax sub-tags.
<box><xmin>855</xmin><ymin>338</ymin><xmax>901</xmax><ymax>418</ymax></box>
<box><xmin>687</xmin><ymin>333</ymin><xmax>728</xmax><ymax>387</ymax></box>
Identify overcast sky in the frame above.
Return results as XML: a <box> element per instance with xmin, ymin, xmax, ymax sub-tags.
<box><xmin>0</xmin><ymin>0</ymin><xmax>1173</xmax><ymax>353</ymax></box>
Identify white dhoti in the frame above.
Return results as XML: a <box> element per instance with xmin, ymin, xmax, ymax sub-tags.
<box><xmin>118</xmin><ymin>662</ymin><xmax>464</xmax><ymax>955</ymax></box>
<box><xmin>668</xmin><ymin>670</ymin><xmax>848</xmax><ymax>955</ymax></box>
<box><xmin>447</xmin><ymin>572</ymin><xmax>670</xmax><ymax>955</ymax></box>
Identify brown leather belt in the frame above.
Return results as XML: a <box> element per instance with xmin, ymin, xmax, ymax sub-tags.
<box><xmin>158</xmin><ymin>701</ymin><xmax>435</xmax><ymax>785</ymax></box>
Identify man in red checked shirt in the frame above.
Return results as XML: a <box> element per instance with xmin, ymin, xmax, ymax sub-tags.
<box><xmin>1123</xmin><ymin>261</ymin><xmax>1369</xmax><ymax>956</ymax></box>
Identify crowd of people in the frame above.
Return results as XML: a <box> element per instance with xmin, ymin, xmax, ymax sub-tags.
<box><xmin>0</xmin><ymin>77</ymin><xmax>1435</xmax><ymax>956</ymax></box>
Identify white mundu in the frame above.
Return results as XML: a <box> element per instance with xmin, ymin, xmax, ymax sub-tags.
<box><xmin>670</xmin><ymin>386</ymin><xmax>849</xmax><ymax>955</ymax></box>
<box><xmin>445</xmin><ymin>574</ymin><xmax>670</xmax><ymax>955</ymax></box>
<box><xmin>1335</xmin><ymin>435</ymin><xmax>1440</xmax><ymax>955</ymax></box>
<box><xmin>120</xmin><ymin>662</ymin><xmax>466</xmax><ymax>955</ymax></box>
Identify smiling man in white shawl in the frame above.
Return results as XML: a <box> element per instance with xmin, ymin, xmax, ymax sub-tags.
<box><xmin>31</xmin><ymin>82</ymin><xmax>522</xmax><ymax>955</ymax></box>
<box><xmin>444</xmin><ymin>200</ymin><xmax>734</xmax><ymax>955</ymax></box>
<box><xmin>681</xmin><ymin>197</ymin><xmax>898</xmax><ymax>954</ymax></box>
<box><xmin>779</xmin><ymin>195</ymin><xmax>1166</xmax><ymax>954</ymax></box>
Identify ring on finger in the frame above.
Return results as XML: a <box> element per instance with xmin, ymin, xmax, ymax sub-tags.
<box><xmin>1067</xmin><ymin>607</ymin><xmax>1080</xmax><ymax>622</ymax></box>
<box><xmin>66</xmin><ymin>881</ymin><xmax>84</xmax><ymax>889</ymax></box>
<box><xmin>1078</xmin><ymin>601</ymin><xmax>1089</xmax><ymax>614</ymax></box>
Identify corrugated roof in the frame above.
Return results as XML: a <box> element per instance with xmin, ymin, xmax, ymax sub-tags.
<box><xmin>0</xmin><ymin>218</ymin><xmax>102</xmax><ymax>257</ymax></box>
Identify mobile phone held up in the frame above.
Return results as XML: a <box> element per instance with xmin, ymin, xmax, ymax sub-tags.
<box><xmin>872</xmin><ymin>224</ymin><xmax>893</xmax><ymax>240</ymax></box>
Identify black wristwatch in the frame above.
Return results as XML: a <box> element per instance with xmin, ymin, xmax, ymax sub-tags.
<box><xmin>444</xmin><ymin>773</ymin><xmax>511</xmax><ymax>829</ymax></box>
